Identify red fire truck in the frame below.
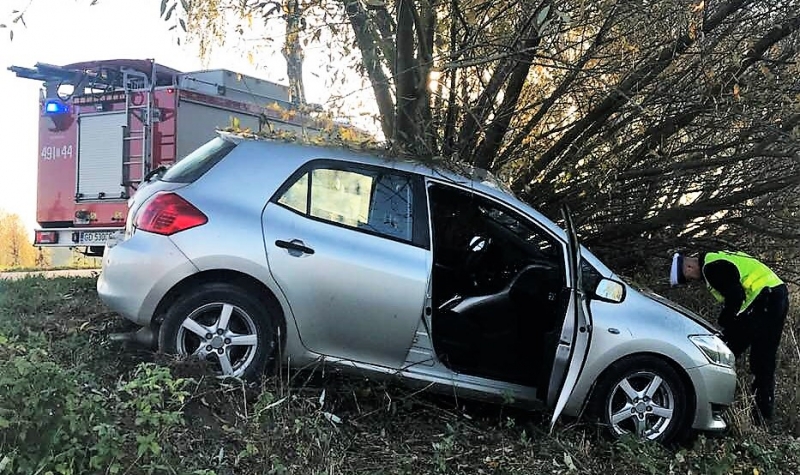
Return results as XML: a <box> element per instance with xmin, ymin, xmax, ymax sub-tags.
<box><xmin>9</xmin><ymin>58</ymin><xmax>343</xmax><ymax>256</ymax></box>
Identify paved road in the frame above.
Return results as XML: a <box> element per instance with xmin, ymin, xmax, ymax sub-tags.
<box><xmin>0</xmin><ymin>269</ymin><xmax>100</xmax><ymax>280</ymax></box>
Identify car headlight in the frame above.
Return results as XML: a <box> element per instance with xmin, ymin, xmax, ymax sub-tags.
<box><xmin>689</xmin><ymin>335</ymin><xmax>735</xmax><ymax>368</ymax></box>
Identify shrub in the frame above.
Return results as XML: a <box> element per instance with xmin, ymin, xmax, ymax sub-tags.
<box><xmin>0</xmin><ymin>342</ymin><xmax>193</xmax><ymax>475</ymax></box>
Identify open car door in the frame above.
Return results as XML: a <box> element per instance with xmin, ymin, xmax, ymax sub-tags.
<box><xmin>546</xmin><ymin>205</ymin><xmax>592</xmax><ymax>432</ymax></box>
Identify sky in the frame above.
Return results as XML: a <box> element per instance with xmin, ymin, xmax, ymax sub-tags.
<box><xmin>0</xmin><ymin>0</ymin><xmax>376</xmax><ymax>237</ymax></box>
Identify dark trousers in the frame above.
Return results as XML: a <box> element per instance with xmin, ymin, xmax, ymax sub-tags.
<box><xmin>720</xmin><ymin>284</ymin><xmax>790</xmax><ymax>418</ymax></box>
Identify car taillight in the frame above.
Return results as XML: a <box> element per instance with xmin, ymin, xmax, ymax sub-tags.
<box><xmin>135</xmin><ymin>192</ymin><xmax>207</xmax><ymax>236</ymax></box>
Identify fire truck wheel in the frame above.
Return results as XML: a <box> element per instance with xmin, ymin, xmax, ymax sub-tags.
<box><xmin>158</xmin><ymin>282</ymin><xmax>277</xmax><ymax>383</ymax></box>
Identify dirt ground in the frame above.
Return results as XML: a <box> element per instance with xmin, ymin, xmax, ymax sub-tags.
<box><xmin>0</xmin><ymin>269</ymin><xmax>100</xmax><ymax>280</ymax></box>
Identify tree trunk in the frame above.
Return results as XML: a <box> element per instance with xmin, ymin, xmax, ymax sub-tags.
<box><xmin>283</xmin><ymin>0</ymin><xmax>306</xmax><ymax>105</ymax></box>
<box><xmin>341</xmin><ymin>0</ymin><xmax>396</xmax><ymax>141</ymax></box>
<box><xmin>472</xmin><ymin>3</ymin><xmax>546</xmax><ymax>169</ymax></box>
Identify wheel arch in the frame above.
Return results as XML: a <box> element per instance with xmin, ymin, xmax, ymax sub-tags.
<box><xmin>578</xmin><ymin>351</ymin><xmax>697</xmax><ymax>425</ymax></box>
<box><xmin>151</xmin><ymin>269</ymin><xmax>288</xmax><ymax>352</ymax></box>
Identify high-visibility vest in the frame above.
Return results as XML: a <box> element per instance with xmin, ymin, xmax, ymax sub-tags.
<box><xmin>703</xmin><ymin>251</ymin><xmax>784</xmax><ymax>315</ymax></box>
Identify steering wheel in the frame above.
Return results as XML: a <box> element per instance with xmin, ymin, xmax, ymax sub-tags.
<box><xmin>463</xmin><ymin>235</ymin><xmax>492</xmax><ymax>284</ymax></box>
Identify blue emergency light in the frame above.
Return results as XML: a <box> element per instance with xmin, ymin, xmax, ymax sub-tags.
<box><xmin>44</xmin><ymin>99</ymin><xmax>69</xmax><ymax>115</ymax></box>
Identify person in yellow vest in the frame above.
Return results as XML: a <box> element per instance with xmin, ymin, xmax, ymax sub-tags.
<box><xmin>670</xmin><ymin>250</ymin><xmax>789</xmax><ymax>421</ymax></box>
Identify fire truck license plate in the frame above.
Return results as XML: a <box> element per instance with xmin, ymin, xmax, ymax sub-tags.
<box><xmin>80</xmin><ymin>231</ymin><xmax>115</xmax><ymax>245</ymax></box>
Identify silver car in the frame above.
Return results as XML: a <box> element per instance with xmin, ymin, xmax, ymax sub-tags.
<box><xmin>97</xmin><ymin>132</ymin><xmax>736</xmax><ymax>444</ymax></box>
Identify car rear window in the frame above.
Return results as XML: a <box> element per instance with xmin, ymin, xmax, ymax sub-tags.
<box><xmin>160</xmin><ymin>137</ymin><xmax>237</xmax><ymax>183</ymax></box>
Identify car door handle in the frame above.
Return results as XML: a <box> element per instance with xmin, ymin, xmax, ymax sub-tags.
<box><xmin>275</xmin><ymin>239</ymin><xmax>315</xmax><ymax>255</ymax></box>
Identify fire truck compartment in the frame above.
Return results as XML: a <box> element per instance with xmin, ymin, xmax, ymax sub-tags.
<box><xmin>176</xmin><ymin>101</ymin><xmax>259</xmax><ymax>160</ymax></box>
<box><xmin>77</xmin><ymin>112</ymin><xmax>128</xmax><ymax>200</ymax></box>
<box><xmin>177</xmin><ymin>69</ymin><xmax>292</xmax><ymax>106</ymax></box>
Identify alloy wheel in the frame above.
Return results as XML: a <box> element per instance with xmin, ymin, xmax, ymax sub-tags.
<box><xmin>175</xmin><ymin>302</ymin><xmax>259</xmax><ymax>378</ymax></box>
<box><xmin>606</xmin><ymin>370</ymin><xmax>676</xmax><ymax>440</ymax></box>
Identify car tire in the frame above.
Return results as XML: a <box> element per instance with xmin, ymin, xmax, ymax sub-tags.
<box><xmin>158</xmin><ymin>282</ymin><xmax>277</xmax><ymax>382</ymax></box>
<box><xmin>588</xmin><ymin>355</ymin><xmax>691</xmax><ymax>445</ymax></box>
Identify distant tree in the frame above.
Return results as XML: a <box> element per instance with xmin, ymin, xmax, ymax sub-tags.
<box><xmin>0</xmin><ymin>211</ymin><xmax>39</xmax><ymax>269</ymax></box>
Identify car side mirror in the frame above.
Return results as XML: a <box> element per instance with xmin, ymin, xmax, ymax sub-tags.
<box><xmin>593</xmin><ymin>278</ymin><xmax>625</xmax><ymax>303</ymax></box>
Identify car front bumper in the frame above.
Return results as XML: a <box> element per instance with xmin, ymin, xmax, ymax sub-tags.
<box><xmin>686</xmin><ymin>362</ymin><xmax>737</xmax><ymax>432</ymax></box>
<box><xmin>97</xmin><ymin>230</ymin><xmax>199</xmax><ymax>326</ymax></box>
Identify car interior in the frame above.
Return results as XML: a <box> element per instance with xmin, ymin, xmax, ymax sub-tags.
<box><xmin>427</xmin><ymin>183</ymin><xmax>570</xmax><ymax>392</ymax></box>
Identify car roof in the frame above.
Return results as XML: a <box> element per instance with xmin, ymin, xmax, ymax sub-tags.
<box><xmin>219</xmin><ymin>130</ymin><xmax>515</xmax><ymax>199</ymax></box>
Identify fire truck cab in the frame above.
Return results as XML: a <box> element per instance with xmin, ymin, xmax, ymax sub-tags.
<box><xmin>10</xmin><ymin>58</ymin><xmax>342</xmax><ymax>256</ymax></box>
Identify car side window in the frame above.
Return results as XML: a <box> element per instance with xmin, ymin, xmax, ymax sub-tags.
<box><xmin>581</xmin><ymin>257</ymin><xmax>603</xmax><ymax>293</ymax></box>
<box><xmin>277</xmin><ymin>172</ymin><xmax>309</xmax><ymax>213</ymax></box>
<box><xmin>476</xmin><ymin>202</ymin><xmax>560</xmax><ymax>263</ymax></box>
<box><xmin>310</xmin><ymin>168</ymin><xmax>374</xmax><ymax>228</ymax></box>
<box><xmin>428</xmin><ymin>182</ymin><xmax>565</xmax><ymax>299</ymax></box>
<box><xmin>275</xmin><ymin>164</ymin><xmax>416</xmax><ymax>242</ymax></box>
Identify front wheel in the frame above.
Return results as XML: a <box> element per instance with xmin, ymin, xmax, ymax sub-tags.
<box><xmin>158</xmin><ymin>282</ymin><xmax>277</xmax><ymax>382</ymax></box>
<box><xmin>589</xmin><ymin>355</ymin><xmax>691</xmax><ymax>444</ymax></box>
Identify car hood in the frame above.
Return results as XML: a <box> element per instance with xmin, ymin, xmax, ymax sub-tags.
<box><xmin>635</xmin><ymin>288</ymin><xmax>719</xmax><ymax>334</ymax></box>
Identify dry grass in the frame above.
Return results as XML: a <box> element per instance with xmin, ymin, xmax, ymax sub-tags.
<box><xmin>1</xmin><ymin>275</ymin><xmax>800</xmax><ymax>474</ymax></box>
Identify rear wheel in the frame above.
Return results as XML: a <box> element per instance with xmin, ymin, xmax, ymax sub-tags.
<box><xmin>158</xmin><ymin>282</ymin><xmax>277</xmax><ymax>382</ymax></box>
<box><xmin>589</xmin><ymin>355</ymin><xmax>691</xmax><ymax>444</ymax></box>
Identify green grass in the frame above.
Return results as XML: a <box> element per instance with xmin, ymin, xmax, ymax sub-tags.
<box><xmin>0</xmin><ymin>276</ymin><xmax>799</xmax><ymax>474</ymax></box>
